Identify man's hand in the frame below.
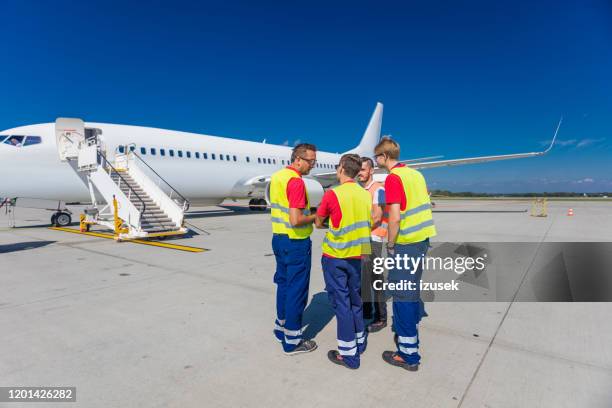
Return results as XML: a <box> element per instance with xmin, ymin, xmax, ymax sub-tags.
<box><xmin>314</xmin><ymin>214</ymin><xmax>329</xmax><ymax>229</ymax></box>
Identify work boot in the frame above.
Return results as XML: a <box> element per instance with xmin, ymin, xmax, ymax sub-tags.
<box><xmin>327</xmin><ymin>350</ymin><xmax>359</xmax><ymax>370</ymax></box>
<box><xmin>284</xmin><ymin>340</ymin><xmax>317</xmax><ymax>356</ymax></box>
<box><xmin>382</xmin><ymin>351</ymin><xmax>419</xmax><ymax>371</ymax></box>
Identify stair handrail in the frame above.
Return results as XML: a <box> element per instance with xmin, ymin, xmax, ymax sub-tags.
<box><xmin>98</xmin><ymin>151</ymin><xmax>147</xmax><ymax>225</ymax></box>
<box><xmin>129</xmin><ymin>149</ymin><xmax>190</xmax><ymax>212</ymax></box>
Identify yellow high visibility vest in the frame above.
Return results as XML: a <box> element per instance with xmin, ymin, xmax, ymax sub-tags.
<box><xmin>322</xmin><ymin>182</ymin><xmax>372</xmax><ymax>258</ymax></box>
<box><xmin>269</xmin><ymin>167</ymin><xmax>313</xmax><ymax>239</ymax></box>
<box><xmin>390</xmin><ymin>166</ymin><xmax>437</xmax><ymax>244</ymax></box>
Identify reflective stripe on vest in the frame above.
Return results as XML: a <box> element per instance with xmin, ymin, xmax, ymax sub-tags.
<box><xmin>390</xmin><ymin>166</ymin><xmax>437</xmax><ymax>244</ymax></box>
<box><xmin>322</xmin><ymin>182</ymin><xmax>372</xmax><ymax>258</ymax></box>
<box><xmin>269</xmin><ymin>168</ymin><xmax>313</xmax><ymax>239</ymax></box>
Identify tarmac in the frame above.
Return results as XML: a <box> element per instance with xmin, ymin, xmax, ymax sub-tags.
<box><xmin>1</xmin><ymin>199</ymin><xmax>611</xmax><ymax>407</ymax></box>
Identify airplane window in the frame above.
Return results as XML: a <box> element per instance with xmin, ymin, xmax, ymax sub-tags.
<box><xmin>150</xmin><ymin>148</ymin><xmax>156</xmax><ymax>155</ymax></box>
<box><xmin>233</xmin><ymin>155</ymin><xmax>237</xmax><ymax>161</ymax></box>
<box><xmin>118</xmin><ymin>145</ymin><xmax>125</xmax><ymax>153</ymax></box>
<box><xmin>211</xmin><ymin>153</ymin><xmax>216</xmax><ymax>160</ymax></box>
<box><xmin>178</xmin><ymin>150</ymin><xmax>183</xmax><ymax>158</ymax></box>
<box><xmin>130</xmin><ymin>146</ymin><xmax>136</xmax><ymax>152</ymax></box>
<box><xmin>3</xmin><ymin>135</ymin><xmax>25</xmax><ymax>146</ymax></box>
<box><xmin>160</xmin><ymin>148</ymin><xmax>165</xmax><ymax>156</ymax></box>
<box><xmin>273</xmin><ymin>159</ymin><xmax>276</xmax><ymax>164</ymax></box>
<box><xmin>226</xmin><ymin>154</ymin><xmax>230</xmax><ymax>161</ymax></box>
<box><xmin>23</xmin><ymin>136</ymin><xmax>42</xmax><ymax>146</ymax></box>
<box><xmin>169</xmin><ymin>149</ymin><xmax>175</xmax><ymax>157</ymax></box>
<box><xmin>203</xmin><ymin>153</ymin><xmax>208</xmax><ymax>159</ymax></box>
<box><xmin>186</xmin><ymin>151</ymin><xmax>191</xmax><ymax>158</ymax></box>
<box><xmin>257</xmin><ymin>158</ymin><xmax>261</xmax><ymax>163</ymax></box>
<box><xmin>267</xmin><ymin>158</ymin><xmax>271</xmax><ymax>164</ymax></box>
<box><xmin>140</xmin><ymin>147</ymin><xmax>146</xmax><ymax>155</ymax></box>
<box><xmin>246</xmin><ymin>157</ymin><xmax>250</xmax><ymax>163</ymax></box>
<box><xmin>220</xmin><ymin>154</ymin><xmax>224</xmax><ymax>161</ymax></box>
<box><xmin>195</xmin><ymin>152</ymin><xmax>200</xmax><ymax>159</ymax></box>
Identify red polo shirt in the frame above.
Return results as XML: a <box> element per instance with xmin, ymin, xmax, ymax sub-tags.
<box><xmin>317</xmin><ymin>180</ymin><xmax>361</xmax><ymax>259</ymax></box>
<box><xmin>384</xmin><ymin>163</ymin><xmax>407</xmax><ymax>211</ymax></box>
<box><xmin>286</xmin><ymin>166</ymin><xmax>307</xmax><ymax>209</ymax></box>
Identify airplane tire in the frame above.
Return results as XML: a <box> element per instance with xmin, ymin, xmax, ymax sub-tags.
<box><xmin>257</xmin><ymin>199</ymin><xmax>267</xmax><ymax>211</ymax></box>
<box><xmin>248</xmin><ymin>199</ymin><xmax>258</xmax><ymax>211</ymax></box>
<box><xmin>54</xmin><ymin>212</ymin><xmax>72</xmax><ymax>227</ymax></box>
<box><xmin>50</xmin><ymin>213</ymin><xmax>57</xmax><ymax>225</ymax></box>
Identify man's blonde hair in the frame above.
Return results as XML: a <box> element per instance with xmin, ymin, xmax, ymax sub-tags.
<box><xmin>374</xmin><ymin>137</ymin><xmax>400</xmax><ymax>160</ymax></box>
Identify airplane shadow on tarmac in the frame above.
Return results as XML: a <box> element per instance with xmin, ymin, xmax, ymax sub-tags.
<box><xmin>302</xmin><ymin>292</ymin><xmax>335</xmax><ymax>340</ymax></box>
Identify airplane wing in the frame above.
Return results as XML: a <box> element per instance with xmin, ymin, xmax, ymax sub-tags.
<box><xmin>379</xmin><ymin>118</ymin><xmax>562</xmax><ymax>172</ymax></box>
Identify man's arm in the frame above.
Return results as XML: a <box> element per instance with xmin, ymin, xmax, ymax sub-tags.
<box><xmin>372</xmin><ymin>203</ymin><xmax>383</xmax><ymax>225</ymax></box>
<box><xmin>314</xmin><ymin>190</ymin><xmax>333</xmax><ymax>229</ymax></box>
<box><xmin>289</xmin><ymin>208</ymin><xmax>316</xmax><ymax>227</ymax></box>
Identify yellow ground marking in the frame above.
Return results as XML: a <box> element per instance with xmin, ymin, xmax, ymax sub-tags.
<box><xmin>48</xmin><ymin>227</ymin><xmax>207</xmax><ymax>253</ymax></box>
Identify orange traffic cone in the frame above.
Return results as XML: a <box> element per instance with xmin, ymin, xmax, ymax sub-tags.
<box><xmin>567</xmin><ymin>208</ymin><xmax>574</xmax><ymax>216</ymax></box>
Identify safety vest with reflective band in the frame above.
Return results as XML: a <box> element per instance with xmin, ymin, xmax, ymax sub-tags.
<box><xmin>269</xmin><ymin>167</ymin><xmax>313</xmax><ymax>239</ymax></box>
<box><xmin>366</xmin><ymin>181</ymin><xmax>389</xmax><ymax>239</ymax></box>
<box><xmin>390</xmin><ymin>166</ymin><xmax>437</xmax><ymax>244</ymax></box>
<box><xmin>322</xmin><ymin>182</ymin><xmax>372</xmax><ymax>258</ymax></box>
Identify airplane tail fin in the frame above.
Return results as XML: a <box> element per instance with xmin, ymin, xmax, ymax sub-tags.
<box><xmin>345</xmin><ymin>102</ymin><xmax>383</xmax><ymax>157</ymax></box>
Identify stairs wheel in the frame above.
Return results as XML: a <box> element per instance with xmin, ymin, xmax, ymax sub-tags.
<box><xmin>53</xmin><ymin>212</ymin><xmax>72</xmax><ymax>227</ymax></box>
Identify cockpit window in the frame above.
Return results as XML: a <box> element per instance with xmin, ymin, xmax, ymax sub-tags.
<box><xmin>0</xmin><ymin>135</ymin><xmax>7</xmax><ymax>143</ymax></box>
<box><xmin>23</xmin><ymin>136</ymin><xmax>42</xmax><ymax>146</ymax></box>
<box><xmin>3</xmin><ymin>135</ymin><xmax>25</xmax><ymax>146</ymax></box>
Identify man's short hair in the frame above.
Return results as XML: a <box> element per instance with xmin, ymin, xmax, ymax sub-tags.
<box><xmin>374</xmin><ymin>137</ymin><xmax>400</xmax><ymax>160</ymax></box>
<box><xmin>360</xmin><ymin>156</ymin><xmax>374</xmax><ymax>168</ymax></box>
<box><xmin>291</xmin><ymin>143</ymin><xmax>317</xmax><ymax>163</ymax></box>
<box><xmin>339</xmin><ymin>154</ymin><xmax>362</xmax><ymax>178</ymax></box>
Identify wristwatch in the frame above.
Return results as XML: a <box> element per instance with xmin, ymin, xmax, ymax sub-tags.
<box><xmin>386</xmin><ymin>244</ymin><xmax>396</xmax><ymax>254</ymax></box>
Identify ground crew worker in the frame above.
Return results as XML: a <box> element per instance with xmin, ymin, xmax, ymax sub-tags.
<box><xmin>270</xmin><ymin>143</ymin><xmax>318</xmax><ymax>355</ymax></box>
<box><xmin>315</xmin><ymin>154</ymin><xmax>372</xmax><ymax>369</ymax></box>
<box><xmin>374</xmin><ymin>137</ymin><xmax>436</xmax><ymax>371</ymax></box>
<box><xmin>357</xmin><ymin>157</ymin><xmax>388</xmax><ymax>333</ymax></box>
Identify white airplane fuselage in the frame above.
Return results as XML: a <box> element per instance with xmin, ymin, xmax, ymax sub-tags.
<box><xmin>0</xmin><ymin>122</ymin><xmax>343</xmax><ymax>205</ymax></box>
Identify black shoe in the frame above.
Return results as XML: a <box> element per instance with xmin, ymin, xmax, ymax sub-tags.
<box><xmin>327</xmin><ymin>350</ymin><xmax>358</xmax><ymax>370</ymax></box>
<box><xmin>284</xmin><ymin>340</ymin><xmax>317</xmax><ymax>356</ymax></box>
<box><xmin>382</xmin><ymin>351</ymin><xmax>419</xmax><ymax>371</ymax></box>
<box><xmin>367</xmin><ymin>320</ymin><xmax>387</xmax><ymax>333</ymax></box>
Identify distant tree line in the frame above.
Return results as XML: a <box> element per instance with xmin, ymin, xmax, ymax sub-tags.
<box><xmin>430</xmin><ymin>190</ymin><xmax>611</xmax><ymax>198</ymax></box>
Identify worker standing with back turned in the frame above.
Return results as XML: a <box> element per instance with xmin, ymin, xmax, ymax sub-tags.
<box><xmin>315</xmin><ymin>154</ymin><xmax>372</xmax><ymax>369</ymax></box>
<box><xmin>270</xmin><ymin>143</ymin><xmax>318</xmax><ymax>355</ymax></box>
<box><xmin>374</xmin><ymin>137</ymin><xmax>436</xmax><ymax>371</ymax></box>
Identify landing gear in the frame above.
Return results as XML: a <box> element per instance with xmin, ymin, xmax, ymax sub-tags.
<box><xmin>52</xmin><ymin>212</ymin><xmax>72</xmax><ymax>227</ymax></box>
<box><xmin>248</xmin><ymin>198</ymin><xmax>267</xmax><ymax>211</ymax></box>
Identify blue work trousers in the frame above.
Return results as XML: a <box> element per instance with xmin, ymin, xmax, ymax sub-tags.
<box><xmin>272</xmin><ymin>234</ymin><xmax>312</xmax><ymax>352</ymax></box>
<box><xmin>322</xmin><ymin>256</ymin><xmax>366</xmax><ymax>369</ymax></box>
<box><xmin>387</xmin><ymin>239</ymin><xmax>429</xmax><ymax>364</ymax></box>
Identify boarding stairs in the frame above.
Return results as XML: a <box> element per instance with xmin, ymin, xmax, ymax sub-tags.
<box><xmin>55</xmin><ymin>118</ymin><xmax>190</xmax><ymax>240</ymax></box>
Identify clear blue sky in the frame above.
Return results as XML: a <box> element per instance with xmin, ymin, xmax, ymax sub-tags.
<box><xmin>2</xmin><ymin>0</ymin><xmax>611</xmax><ymax>192</ymax></box>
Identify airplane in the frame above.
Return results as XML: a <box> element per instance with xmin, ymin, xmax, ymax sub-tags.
<box><xmin>0</xmin><ymin>103</ymin><xmax>559</xmax><ymax>227</ymax></box>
